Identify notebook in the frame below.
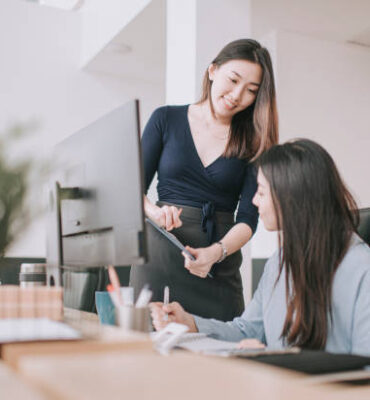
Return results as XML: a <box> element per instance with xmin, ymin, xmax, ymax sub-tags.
<box><xmin>157</xmin><ymin>331</ymin><xmax>300</xmax><ymax>357</ymax></box>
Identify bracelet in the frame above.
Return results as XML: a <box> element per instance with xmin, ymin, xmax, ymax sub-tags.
<box><xmin>216</xmin><ymin>241</ymin><xmax>228</xmax><ymax>263</ymax></box>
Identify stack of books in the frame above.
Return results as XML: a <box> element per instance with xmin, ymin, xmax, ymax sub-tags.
<box><xmin>0</xmin><ymin>285</ymin><xmax>63</xmax><ymax>321</ymax></box>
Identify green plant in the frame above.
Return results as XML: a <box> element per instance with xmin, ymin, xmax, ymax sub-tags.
<box><xmin>0</xmin><ymin>122</ymin><xmax>37</xmax><ymax>256</ymax></box>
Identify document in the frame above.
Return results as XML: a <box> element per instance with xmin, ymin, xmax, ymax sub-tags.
<box><xmin>174</xmin><ymin>334</ymin><xmax>300</xmax><ymax>357</ymax></box>
<box><xmin>0</xmin><ymin>318</ymin><xmax>81</xmax><ymax>343</ymax></box>
<box><xmin>151</xmin><ymin>324</ymin><xmax>300</xmax><ymax>357</ymax></box>
<box><xmin>176</xmin><ymin>334</ymin><xmax>238</xmax><ymax>354</ymax></box>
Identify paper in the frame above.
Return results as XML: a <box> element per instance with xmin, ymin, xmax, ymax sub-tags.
<box><xmin>176</xmin><ymin>335</ymin><xmax>239</xmax><ymax>353</ymax></box>
<box><xmin>0</xmin><ymin>318</ymin><xmax>81</xmax><ymax>343</ymax></box>
<box><xmin>152</xmin><ymin>329</ymin><xmax>300</xmax><ymax>357</ymax></box>
<box><xmin>172</xmin><ymin>333</ymin><xmax>300</xmax><ymax>357</ymax></box>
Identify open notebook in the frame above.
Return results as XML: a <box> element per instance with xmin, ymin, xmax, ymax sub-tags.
<box><xmin>174</xmin><ymin>333</ymin><xmax>299</xmax><ymax>357</ymax></box>
<box><xmin>151</xmin><ymin>325</ymin><xmax>299</xmax><ymax>357</ymax></box>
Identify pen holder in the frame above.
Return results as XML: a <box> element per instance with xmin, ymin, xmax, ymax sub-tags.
<box><xmin>116</xmin><ymin>305</ymin><xmax>150</xmax><ymax>333</ymax></box>
<box><xmin>95</xmin><ymin>292</ymin><xmax>116</xmax><ymax>326</ymax></box>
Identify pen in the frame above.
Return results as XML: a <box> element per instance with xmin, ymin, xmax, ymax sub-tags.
<box><xmin>163</xmin><ymin>286</ymin><xmax>169</xmax><ymax>321</ymax></box>
<box><xmin>135</xmin><ymin>284</ymin><xmax>153</xmax><ymax>308</ymax></box>
<box><xmin>107</xmin><ymin>284</ymin><xmax>120</xmax><ymax>308</ymax></box>
<box><xmin>107</xmin><ymin>265</ymin><xmax>123</xmax><ymax>305</ymax></box>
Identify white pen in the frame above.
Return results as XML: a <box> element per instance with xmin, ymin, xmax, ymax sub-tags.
<box><xmin>163</xmin><ymin>286</ymin><xmax>169</xmax><ymax>321</ymax></box>
<box><xmin>135</xmin><ymin>284</ymin><xmax>153</xmax><ymax>308</ymax></box>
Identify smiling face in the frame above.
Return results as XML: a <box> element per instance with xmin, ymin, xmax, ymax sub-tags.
<box><xmin>252</xmin><ymin>168</ymin><xmax>278</xmax><ymax>231</ymax></box>
<box><xmin>208</xmin><ymin>59</ymin><xmax>262</xmax><ymax>122</ymax></box>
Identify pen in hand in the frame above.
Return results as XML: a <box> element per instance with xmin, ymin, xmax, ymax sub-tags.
<box><xmin>163</xmin><ymin>286</ymin><xmax>169</xmax><ymax>321</ymax></box>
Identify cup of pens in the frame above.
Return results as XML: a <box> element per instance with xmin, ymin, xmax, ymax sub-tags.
<box><xmin>107</xmin><ymin>266</ymin><xmax>152</xmax><ymax>333</ymax></box>
<box><xmin>116</xmin><ymin>284</ymin><xmax>152</xmax><ymax>332</ymax></box>
<box><xmin>116</xmin><ymin>305</ymin><xmax>151</xmax><ymax>332</ymax></box>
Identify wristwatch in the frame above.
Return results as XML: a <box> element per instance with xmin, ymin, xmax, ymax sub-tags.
<box><xmin>216</xmin><ymin>241</ymin><xmax>228</xmax><ymax>263</ymax></box>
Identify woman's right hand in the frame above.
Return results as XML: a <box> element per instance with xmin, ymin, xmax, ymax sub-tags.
<box><xmin>237</xmin><ymin>338</ymin><xmax>265</xmax><ymax>349</ymax></box>
<box><xmin>150</xmin><ymin>301</ymin><xmax>198</xmax><ymax>332</ymax></box>
<box><xmin>144</xmin><ymin>197</ymin><xmax>183</xmax><ymax>231</ymax></box>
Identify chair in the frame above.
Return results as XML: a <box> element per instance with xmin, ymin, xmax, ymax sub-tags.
<box><xmin>358</xmin><ymin>207</ymin><xmax>370</xmax><ymax>246</ymax></box>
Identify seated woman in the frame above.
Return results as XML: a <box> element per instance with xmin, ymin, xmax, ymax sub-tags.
<box><xmin>150</xmin><ymin>139</ymin><xmax>370</xmax><ymax>355</ymax></box>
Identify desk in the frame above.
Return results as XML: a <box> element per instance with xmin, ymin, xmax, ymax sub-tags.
<box><xmin>0</xmin><ymin>308</ymin><xmax>152</xmax><ymax>370</ymax></box>
<box><xmin>15</xmin><ymin>351</ymin><xmax>370</xmax><ymax>400</ymax></box>
<box><xmin>0</xmin><ymin>361</ymin><xmax>46</xmax><ymax>400</ymax></box>
<box><xmin>1</xmin><ymin>310</ymin><xmax>369</xmax><ymax>399</ymax></box>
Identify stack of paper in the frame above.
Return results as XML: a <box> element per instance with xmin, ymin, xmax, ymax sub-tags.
<box><xmin>0</xmin><ymin>318</ymin><xmax>81</xmax><ymax>343</ymax></box>
<box><xmin>0</xmin><ymin>285</ymin><xmax>63</xmax><ymax>320</ymax></box>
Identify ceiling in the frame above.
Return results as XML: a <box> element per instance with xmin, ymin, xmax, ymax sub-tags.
<box><xmin>85</xmin><ymin>0</ymin><xmax>166</xmax><ymax>84</ymax></box>
<box><xmin>252</xmin><ymin>0</ymin><xmax>370</xmax><ymax>47</ymax></box>
<box><xmin>86</xmin><ymin>0</ymin><xmax>370</xmax><ymax>83</ymax></box>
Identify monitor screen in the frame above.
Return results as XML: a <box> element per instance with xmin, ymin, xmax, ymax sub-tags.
<box><xmin>46</xmin><ymin>99</ymin><xmax>147</xmax><ymax>287</ymax></box>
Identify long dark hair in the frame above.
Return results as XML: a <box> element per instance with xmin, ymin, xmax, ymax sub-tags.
<box><xmin>198</xmin><ymin>38</ymin><xmax>278</xmax><ymax>161</ymax></box>
<box><xmin>257</xmin><ymin>139</ymin><xmax>359</xmax><ymax>349</ymax></box>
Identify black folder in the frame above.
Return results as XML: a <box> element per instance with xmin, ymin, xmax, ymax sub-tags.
<box><xmin>238</xmin><ymin>350</ymin><xmax>370</xmax><ymax>375</ymax></box>
<box><xmin>146</xmin><ymin>218</ymin><xmax>195</xmax><ymax>261</ymax></box>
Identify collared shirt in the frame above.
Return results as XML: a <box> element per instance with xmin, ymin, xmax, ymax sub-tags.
<box><xmin>194</xmin><ymin>234</ymin><xmax>370</xmax><ymax>355</ymax></box>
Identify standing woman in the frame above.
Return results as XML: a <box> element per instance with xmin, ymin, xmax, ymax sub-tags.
<box><xmin>130</xmin><ymin>39</ymin><xmax>278</xmax><ymax>321</ymax></box>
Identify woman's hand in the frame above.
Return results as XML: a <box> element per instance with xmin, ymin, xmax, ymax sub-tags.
<box><xmin>150</xmin><ymin>301</ymin><xmax>198</xmax><ymax>332</ymax></box>
<box><xmin>144</xmin><ymin>197</ymin><xmax>182</xmax><ymax>231</ymax></box>
<box><xmin>237</xmin><ymin>338</ymin><xmax>265</xmax><ymax>349</ymax></box>
<box><xmin>182</xmin><ymin>243</ymin><xmax>222</xmax><ymax>278</ymax></box>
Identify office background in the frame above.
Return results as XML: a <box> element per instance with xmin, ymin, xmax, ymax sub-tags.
<box><xmin>0</xmin><ymin>0</ymin><xmax>369</xmax><ymax>303</ymax></box>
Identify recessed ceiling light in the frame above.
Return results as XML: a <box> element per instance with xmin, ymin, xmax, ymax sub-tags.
<box><xmin>25</xmin><ymin>0</ymin><xmax>85</xmax><ymax>11</ymax></box>
<box><xmin>106</xmin><ymin>43</ymin><xmax>133</xmax><ymax>55</ymax></box>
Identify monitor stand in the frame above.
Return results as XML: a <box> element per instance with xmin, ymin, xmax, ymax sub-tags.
<box><xmin>46</xmin><ymin>182</ymin><xmax>106</xmax><ymax>311</ymax></box>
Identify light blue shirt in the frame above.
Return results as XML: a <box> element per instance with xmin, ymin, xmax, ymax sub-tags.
<box><xmin>194</xmin><ymin>234</ymin><xmax>370</xmax><ymax>355</ymax></box>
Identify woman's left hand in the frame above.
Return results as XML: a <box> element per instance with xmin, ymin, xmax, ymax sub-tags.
<box><xmin>182</xmin><ymin>244</ymin><xmax>221</xmax><ymax>278</ymax></box>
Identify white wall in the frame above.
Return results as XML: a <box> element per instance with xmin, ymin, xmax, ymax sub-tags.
<box><xmin>251</xmin><ymin>30</ymin><xmax>370</xmax><ymax>259</ymax></box>
<box><xmin>166</xmin><ymin>0</ymin><xmax>252</xmax><ymax>104</ymax></box>
<box><xmin>1</xmin><ymin>0</ymin><xmax>164</xmax><ymax>257</ymax></box>
<box><xmin>3</xmin><ymin>1</ymin><xmax>369</xmax><ymax>269</ymax></box>
<box><xmin>277</xmin><ymin>31</ymin><xmax>370</xmax><ymax>208</ymax></box>
<box><xmin>80</xmin><ymin>0</ymin><xmax>151</xmax><ymax>67</ymax></box>
<box><xmin>165</xmin><ymin>0</ymin><xmax>255</xmax><ymax>303</ymax></box>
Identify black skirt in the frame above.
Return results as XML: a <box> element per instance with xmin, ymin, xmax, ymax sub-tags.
<box><xmin>129</xmin><ymin>202</ymin><xmax>244</xmax><ymax>321</ymax></box>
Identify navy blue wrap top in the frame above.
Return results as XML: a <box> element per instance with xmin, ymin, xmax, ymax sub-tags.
<box><xmin>142</xmin><ymin>105</ymin><xmax>259</xmax><ymax>238</ymax></box>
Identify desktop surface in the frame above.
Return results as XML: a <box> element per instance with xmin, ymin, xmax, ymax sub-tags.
<box><xmin>0</xmin><ymin>361</ymin><xmax>46</xmax><ymax>400</ymax></box>
<box><xmin>15</xmin><ymin>350</ymin><xmax>370</xmax><ymax>400</ymax></box>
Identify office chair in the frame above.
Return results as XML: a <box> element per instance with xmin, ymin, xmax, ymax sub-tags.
<box><xmin>358</xmin><ymin>207</ymin><xmax>370</xmax><ymax>246</ymax></box>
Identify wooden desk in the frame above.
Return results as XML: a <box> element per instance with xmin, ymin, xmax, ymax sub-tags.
<box><xmin>1</xmin><ymin>310</ymin><xmax>369</xmax><ymax>399</ymax></box>
<box><xmin>0</xmin><ymin>308</ymin><xmax>152</xmax><ymax>370</ymax></box>
<box><xmin>0</xmin><ymin>361</ymin><xmax>46</xmax><ymax>400</ymax></box>
<box><xmin>15</xmin><ymin>351</ymin><xmax>370</xmax><ymax>400</ymax></box>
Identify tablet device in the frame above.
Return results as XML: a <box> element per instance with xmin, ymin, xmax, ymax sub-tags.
<box><xmin>146</xmin><ymin>218</ymin><xmax>196</xmax><ymax>261</ymax></box>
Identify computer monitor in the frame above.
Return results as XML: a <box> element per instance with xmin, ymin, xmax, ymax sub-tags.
<box><xmin>46</xmin><ymin>99</ymin><xmax>147</xmax><ymax>290</ymax></box>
